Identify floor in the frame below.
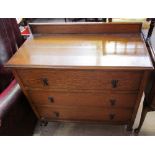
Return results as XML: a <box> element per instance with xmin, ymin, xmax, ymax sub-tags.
<box><xmin>33</xmin><ymin>25</ymin><xmax>155</xmax><ymax>136</ymax></box>
<box><xmin>139</xmin><ymin>112</ymin><xmax>155</xmax><ymax>135</ymax></box>
<box><xmin>34</xmin><ymin>122</ymin><xmax>133</xmax><ymax>136</ymax></box>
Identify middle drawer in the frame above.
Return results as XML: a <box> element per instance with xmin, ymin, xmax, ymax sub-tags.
<box><xmin>28</xmin><ymin>90</ymin><xmax>137</xmax><ymax>108</ymax></box>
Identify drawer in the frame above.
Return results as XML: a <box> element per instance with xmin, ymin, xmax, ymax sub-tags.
<box><xmin>36</xmin><ymin>106</ymin><xmax>132</xmax><ymax>122</ymax></box>
<box><xmin>28</xmin><ymin>90</ymin><xmax>137</xmax><ymax>108</ymax></box>
<box><xmin>17</xmin><ymin>69</ymin><xmax>143</xmax><ymax>91</ymax></box>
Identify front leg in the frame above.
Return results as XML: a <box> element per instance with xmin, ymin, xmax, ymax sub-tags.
<box><xmin>40</xmin><ymin>117</ymin><xmax>48</xmax><ymax>126</ymax></box>
<box><xmin>134</xmin><ymin>106</ymin><xmax>151</xmax><ymax>134</ymax></box>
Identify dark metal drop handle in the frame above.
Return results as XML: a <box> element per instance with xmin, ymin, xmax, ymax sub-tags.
<box><xmin>48</xmin><ymin>96</ymin><xmax>54</xmax><ymax>103</ymax></box>
<box><xmin>111</xmin><ymin>80</ymin><xmax>118</xmax><ymax>88</ymax></box>
<box><xmin>110</xmin><ymin>99</ymin><xmax>116</xmax><ymax>106</ymax></box>
<box><xmin>109</xmin><ymin>114</ymin><xmax>115</xmax><ymax>120</ymax></box>
<box><xmin>41</xmin><ymin>78</ymin><xmax>49</xmax><ymax>86</ymax></box>
<box><xmin>53</xmin><ymin>112</ymin><xmax>59</xmax><ymax>118</ymax></box>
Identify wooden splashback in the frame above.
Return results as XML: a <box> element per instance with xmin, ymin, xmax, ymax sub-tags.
<box><xmin>29</xmin><ymin>23</ymin><xmax>142</xmax><ymax>35</ymax></box>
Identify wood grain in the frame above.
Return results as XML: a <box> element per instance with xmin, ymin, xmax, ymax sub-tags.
<box><xmin>12</xmin><ymin>69</ymin><xmax>41</xmax><ymax>118</ymax></box>
<box><xmin>28</xmin><ymin>90</ymin><xmax>137</xmax><ymax>108</ymax></box>
<box><xmin>35</xmin><ymin>106</ymin><xmax>132</xmax><ymax>122</ymax></box>
<box><xmin>16</xmin><ymin>69</ymin><xmax>143</xmax><ymax>91</ymax></box>
<box><xmin>29</xmin><ymin>23</ymin><xmax>142</xmax><ymax>34</ymax></box>
<box><xmin>127</xmin><ymin>71</ymin><xmax>151</xmax><ymax>130</ymax></box>
<box><xmin>5</xmin><ymin>34</ymin><xmax>153</xmax><ymax>70</ymax></box>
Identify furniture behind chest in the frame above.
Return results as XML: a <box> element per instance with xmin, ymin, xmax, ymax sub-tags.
<box><xmin>135</xmin><ymin>19</ymin><xmax>155</xmax><ymax>133</ymax></box>
<box><xmin>5</xmin><ymin>23</ymin><xmax>153</xmax><ymax>130</ymax></box>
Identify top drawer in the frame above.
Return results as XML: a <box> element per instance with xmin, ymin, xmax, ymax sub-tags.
<box><xmin>16</xmin><ymin>69</ymin><xmax>143</xmax><ymax>91</ymax></box>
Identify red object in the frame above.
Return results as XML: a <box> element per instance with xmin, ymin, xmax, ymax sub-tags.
<box><xmin>21</xmin><ymin>26</ymin><xmax>30</xmax><ymax>35</ymax></box>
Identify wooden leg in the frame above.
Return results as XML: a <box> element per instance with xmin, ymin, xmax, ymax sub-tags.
<box><xmin>147</xmin><ymin>20</ymin><xmax>155</xmax><ymax>39</ymax></box>
<box><xmin>108</xmin><ymin>18</ymin><xmax>112</xmax><ymax>22</ymax></box>
<box><xmin>40</xmin><ymin>118</ymin><xmax>48</xmax><ymax>126</ymax></box>
<box><xmin>134</xmin><ymin>106</ymin><xmax>151</xmax><ymax>134</ymax></box>
<box><xmin>126</xmin><ymin>124</ymin><xmax>133</xmax><ymax>131</ymax></box>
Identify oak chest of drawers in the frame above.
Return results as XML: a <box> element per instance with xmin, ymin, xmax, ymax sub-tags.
<box><xmin>5</xmin><ymin>23</ymin><xmax>153</xmax><ymax>130</ymax></box>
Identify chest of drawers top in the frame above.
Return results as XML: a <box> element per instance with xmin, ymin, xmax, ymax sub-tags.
<box><xmin>5</xmin><ymin>33</ymin><xmax>153</xmax><ymax>70</ymax></box>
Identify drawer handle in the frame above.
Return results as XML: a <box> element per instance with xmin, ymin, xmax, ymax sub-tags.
<box><xmin>48</xmin><ymin>96</ymin><xmax>54</xmax><ymax>103</ymax></box>
<box><xmin>41</xmin><ymin>78</ymin><xmax>49</xmax><ymax>86</ymax></box>
<box><xmin>110</xmin><ymin>99</ymin><xmax>116</xmax><ymax>106</ymax></box>
<box><xmin>109</xmin><ymin>114</ymin><xmax>115</xmax><ymax>120</ymax></box>
<box><xmin>53</xmin><ymin>112</ymin><xmax>59</xmax><ymax>118</ymax></box>
<box><xmin>111</xmin><ymin>80</ymin><xmax>118</xmax><ymax>88</ymax></box>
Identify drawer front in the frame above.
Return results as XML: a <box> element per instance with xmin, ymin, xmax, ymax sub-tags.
<box><xmin>28</xmin><ymin>90</ymin><xmax>137</xmax><ymax>108</ymax></box>
<box><xmin>17</xmin><ymin>69</ymin><xmax>142</xmax><ymax>91</ymax></box>
<box><xmin>36</xmin><ymin>106</ymin><xmax>132</xmax><ymax>122</ymax></box>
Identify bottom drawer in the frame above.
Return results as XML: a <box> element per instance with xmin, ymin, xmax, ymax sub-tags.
<box><xmin>36</xmin><ymin>106</ymin><xmax>132</xmax><ymax>123</ymax></box>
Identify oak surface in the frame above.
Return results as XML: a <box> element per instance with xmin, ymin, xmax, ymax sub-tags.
<box><xmin>16</xmin><ymin>69</ymin><xmax>143</xmax><ymax>91</ymax></box>
<box><xmin>36</xmin><ymin>106</ymin><xmax>132</xmax><ymax>122</ymax></box>
<box><xmin>28</xmin><ymin>90</ymin><xmax>137</xmax><ymax>108</ymax></box>
<box><xmin>29</xmin><ymin>23</ymin><xmax>142</xmax><ymax>34</ymax></box>
<box><xmin>6</xmin><ymin>34</ymin><xmax>153</xmax><ymax>70</ymax></box>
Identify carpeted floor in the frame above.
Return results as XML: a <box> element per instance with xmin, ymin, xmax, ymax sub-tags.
<box><xmin>34</xmin><ymin>122</ymin><xmax>133</xmax><ymax>136</ymax></box>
